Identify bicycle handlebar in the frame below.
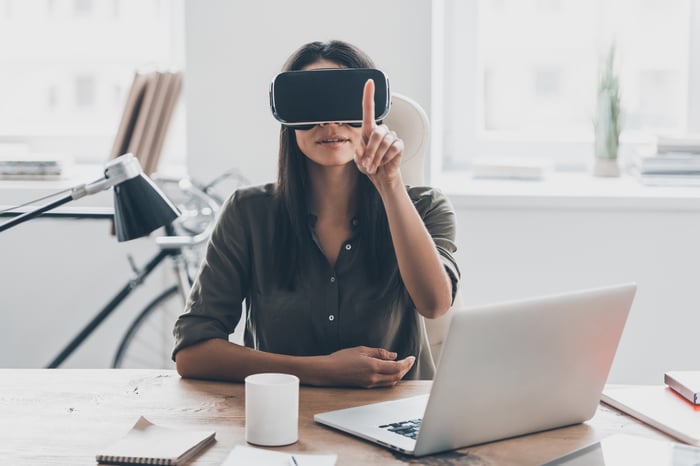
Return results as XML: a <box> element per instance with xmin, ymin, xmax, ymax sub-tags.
<box><xmin>152</xmin><ymin>176</ymin><xmax>223</xmax><ymax>250</ymax></box>
<box><xmin>155</xmin><ymin>228</ymin><xmax>213</xmax><ymax>249</ymax></box>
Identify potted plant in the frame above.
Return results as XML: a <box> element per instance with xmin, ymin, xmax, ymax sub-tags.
<box><xmin>593</xmin><ymin>45</ymin><xmax>622</xmax><ymax>177</ymax></box>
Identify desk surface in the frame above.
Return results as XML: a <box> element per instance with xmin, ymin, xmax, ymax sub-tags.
<box><xmin>0</xmin><ymin>369</ymin><xmax>674</xmax><ymax>465</ymax></box>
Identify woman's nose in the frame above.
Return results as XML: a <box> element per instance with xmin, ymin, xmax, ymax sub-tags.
<box><xmin>319</xmin><ymin>122</ymin><xmax>342</xmax><ymax>127</ymax></box>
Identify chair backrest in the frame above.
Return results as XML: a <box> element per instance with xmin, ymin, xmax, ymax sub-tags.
<box><xmin>383</xmin><ymin>92</ymin><xmax>429</xmax><ymax>185</ymax></box>
<box><xmin>383</xmin><ymin>93</ymin><xmax>460</xmax><ymax>368</ymax></box>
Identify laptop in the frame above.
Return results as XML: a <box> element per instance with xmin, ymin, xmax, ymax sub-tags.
<box><xmin>314</xmin><ymin>283</ymin><xmax>637</xmax><ymax>457</ymax></box>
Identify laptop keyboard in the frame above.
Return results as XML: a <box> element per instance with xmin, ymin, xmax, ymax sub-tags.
<box><xmin>379</xmin><ymin>418</ymin><xmax>422</xmax><ymax>440</ymax></box>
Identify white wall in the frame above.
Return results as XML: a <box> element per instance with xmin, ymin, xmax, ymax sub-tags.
<box><xmin>183</xmin><ymin>0</ymin><xmax>432</xmax><ymax>184</ymax></box>
<box><xmin>451</xmin><ymin>199</ymin><xmax>700</xmax><ymax>384</ymax></box>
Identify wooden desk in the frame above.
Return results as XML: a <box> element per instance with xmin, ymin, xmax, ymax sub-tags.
<box><xmin>0</xmin><ymin>369</ymin><xmax>674</xmax><ymax>465</ymax></box>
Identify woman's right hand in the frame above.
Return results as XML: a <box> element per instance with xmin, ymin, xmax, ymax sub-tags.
<box><xmin>321</xmin><ymin>346</ymin><xmax>415</xmax><ymax>388</ymax></box>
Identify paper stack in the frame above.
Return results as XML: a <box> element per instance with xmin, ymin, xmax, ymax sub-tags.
<box><xmin>222</xmin><ymin>445</ymin><xmax>337</xmax><ymax>466</ymax></box>
<box><xmin>0</xmin><ymin>144</ymin><xmax>66</xmax><ymax>180</ymax></box>
<box><xmin>633</xmin><ymin>134</ymin><xmax>700</xmax><ymax>186</ymax></box>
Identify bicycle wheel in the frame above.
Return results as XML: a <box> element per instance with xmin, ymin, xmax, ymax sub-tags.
<box><xmin>112</xmin><ymin>285</ymin><xmax>183</xmax><ymax>368</ymax></box>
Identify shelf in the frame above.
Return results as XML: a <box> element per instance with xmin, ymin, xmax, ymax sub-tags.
<box><xmin>436</xmin><ymin>171</ymin><xmax>700</xmax><ymax>211</ymax></box>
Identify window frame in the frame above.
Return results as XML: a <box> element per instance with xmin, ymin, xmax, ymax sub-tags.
<box><xmin>0</xmin><ymin>0</ymin><xmax>186</xmax><ymax>167</ymax></box>
<box><xmin>431</xmin><ymin>0</ymin><xmax>700</xmax><ymax>177</ymax></box>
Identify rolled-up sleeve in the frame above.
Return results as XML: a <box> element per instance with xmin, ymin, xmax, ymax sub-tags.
<box><xmin>409</xmin><ymin>186</ymin><xmax>461</xmax><ymax>303</ymax></box>
<box><xmin>172</xmin><ymin>190</ymin><xmax>251</xmax><ymax>359</ymax></box>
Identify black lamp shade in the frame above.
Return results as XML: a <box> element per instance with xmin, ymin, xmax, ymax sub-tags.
<box><xmin>113</xmin><ymin>174</ymin><xmax>180</xmax><ymax>242</ymax></box>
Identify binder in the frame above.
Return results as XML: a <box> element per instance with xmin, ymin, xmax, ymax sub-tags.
<box><xmin>109</xmin><ymin>72</ymin><xmax>152</xmax><ymax>161</ymax></box>
<box><xmin>110</xmin><ymin>69</ymin><xmax>183</xmax><ymax>175</ymax></box>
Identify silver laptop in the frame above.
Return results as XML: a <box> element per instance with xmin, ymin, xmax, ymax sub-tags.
<box><xmin>314</xmin><ymin>283</ymin><xmax>637</xmax><ymax>457</ymax></box>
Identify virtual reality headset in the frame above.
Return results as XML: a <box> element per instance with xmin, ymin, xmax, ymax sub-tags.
<box><xmin>269</xmin><ymin>68</ymin><xmax>391</xmax><ymax>130</ymax></box>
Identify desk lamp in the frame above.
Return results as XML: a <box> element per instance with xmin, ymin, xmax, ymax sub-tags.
<box><xmin>0</xmin><ymin>153</ymin><xmax>180</xmax><ymax>240</ymax></box>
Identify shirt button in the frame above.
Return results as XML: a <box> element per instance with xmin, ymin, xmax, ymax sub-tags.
<box><xmin>328</xmin><ymin>315</ymin><xmax>335</xmax><ymax>321</ymax></box>
<box><xmin>345</xmin><ymin>243</ymin><xmax>352</xmax><ymax>251</ymax></box>
<box><xmin>330</xmin><ymin>276</ymin><xmax>336</xmax><ymax>283</ymax></box>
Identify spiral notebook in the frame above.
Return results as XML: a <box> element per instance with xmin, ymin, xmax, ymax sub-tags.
<box><xmin>96</xmin><ymin>416</ymin><xmax>216</xmax><ymax>465</ymax></box>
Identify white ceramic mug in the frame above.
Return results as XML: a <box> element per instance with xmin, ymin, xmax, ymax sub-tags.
<box><xmin>245</xmin><ymin>373</ymin><xmax>299</xmax><ymax>446</ymax></box>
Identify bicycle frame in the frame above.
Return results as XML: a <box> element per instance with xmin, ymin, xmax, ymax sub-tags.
<box><xmin>46</xmin><ymin>177</ymin><xmax>223</xmax><ymax>368</ymax></box>
<box><xmin>3</xmin><ymin>172</ymin><xmax>238</xmax><ymax>368</ymax></box>
<box><xmin>47</xmin><ymin>230</ymin><xmax>187</xmax><ymax>368</ymax></box>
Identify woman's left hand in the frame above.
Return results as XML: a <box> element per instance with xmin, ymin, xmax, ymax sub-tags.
<box><xmin>354</xmin><ymin>79</ymin><xmax>405</xmax><ymax>190</ymax></box>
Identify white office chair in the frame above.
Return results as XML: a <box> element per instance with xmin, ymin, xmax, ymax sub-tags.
<box><xmin>383</xmin><ymin>93</ymin><xmax>461</xmax><ymax>368</ymax></box>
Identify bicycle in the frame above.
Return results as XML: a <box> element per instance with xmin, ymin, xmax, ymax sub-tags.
<box><xmin>113</xmin><ymin>170</ymin><xmax>249</xmax><ymax>369</ymax></box>
<box><xmin>1</xmin><ymin>169</ymin><xmax>247</xmax><ymax>369</ymax></box>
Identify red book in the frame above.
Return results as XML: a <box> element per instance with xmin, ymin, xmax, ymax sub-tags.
<box><xmin>665</xmin><ymin>371</ymin><xmax>700</xmax><ymax>405</ymax></box>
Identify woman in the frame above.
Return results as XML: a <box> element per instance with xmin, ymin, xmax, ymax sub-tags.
<box><xmin>173</xmin><ymin>40</ymin><xmax>460</xmax><ymax>388</ymax></box>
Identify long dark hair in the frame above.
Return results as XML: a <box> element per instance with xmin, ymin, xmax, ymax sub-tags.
<box><xmin>274</xmin><ymin>40</ymin><xmax>394</xmax><ymax>289</ymax></box>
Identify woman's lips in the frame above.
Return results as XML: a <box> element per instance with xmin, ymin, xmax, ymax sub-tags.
<box><xmin>317</xmin><ymin>137</ymin><xmax>350</xmax><ymax>145</ymax></box>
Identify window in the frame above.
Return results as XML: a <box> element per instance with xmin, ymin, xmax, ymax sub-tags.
<box><xmin>0</xmin><ymin>0</ymin><xmax>185</xmax><ymax>165</ymax></box>
<box><xmin>433</xmin><ymin>0</ymin><xmax>697</xmax><ymax>173</ymax></box>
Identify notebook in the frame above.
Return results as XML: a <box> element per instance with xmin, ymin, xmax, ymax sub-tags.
<box><xmin>542</xmin><ymin>434</ymin><xmax>700</xmax><ymax>466</ymax></box>
<box><xmin>601</xmin><ymin>385</ymin><xmax>700</xmax><ymax>446</ymax></box>
<box><xmin>314</xmin><ymin>283</ymin><xmax>637</xmax><ymax>457</ymax></box>
<box><xmin>96</xmin><ymin>416</ymin><xmax>216</xmax><ymax>465</ymax></box>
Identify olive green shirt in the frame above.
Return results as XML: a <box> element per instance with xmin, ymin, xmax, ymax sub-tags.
<box><xmin>172</xmin><ymin>183</ymin><xmax>460</xmax><ymax>380</ymax></box>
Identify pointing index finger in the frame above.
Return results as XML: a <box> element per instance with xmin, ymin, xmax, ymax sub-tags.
<box><xmin>362</xmin><ymin>78</ymin><xmax>376</xmax><ymax>136</ymax></box>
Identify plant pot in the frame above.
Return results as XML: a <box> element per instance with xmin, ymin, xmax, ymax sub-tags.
<box><xmin>593</xmin><ymin>158</ymin><xmax>620</xmax><ymax>177</ymax></box>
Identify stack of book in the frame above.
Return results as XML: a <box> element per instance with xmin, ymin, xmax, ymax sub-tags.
<box><xmin>665</xmin><ymin>370</ymin><xmax>700</xmax><ymax>405</ymax></box>
<box><xmin>110</xmin><ymin>69</ymin><xmax>183</xmax><ymax>176</ymax></box>
<box><xmin>0</xmin><ymin>159</ymin><xmax>63</xmax><ymax>179</ymax></box>
<box><xmin>0</xmin><ymin>143</ymin><xmax>66</xmax><ymax>180</ymax></box>
<box><xmin>633</xmin><ymin>134</ymin><xmax>700</xmax><ymax>186</ymax></box>
<box><xmin>0</xmin><ymin>70</ymin><xmax>182</xmax><ymax>181</ymax></box>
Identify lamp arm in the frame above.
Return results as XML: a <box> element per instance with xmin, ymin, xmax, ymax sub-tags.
<box><xmin>71</xmin><ymin>177</ymin><xmax>113</xmax><ymax>200</ymax></box>
<box><xmin>0</xmin><ymin>176</ymin><xmax>119</xmax><ymax>233</ymax></box>
<box><xmin>0</xmin><ymin>174</ymin><xmax>119</xmax><ymax>234</ymax></box>
<box><xmin>0</xmin><ymin>194</ymin><xmax>75</xmax><ymax>233</ymax></box>
<box><xmin>0</xmin><ymin>153</ymin><xmax>143</xmax><ymax>234</ymax></box>
<box><xmin>0</xmin><ymin>154</ymin><xmax>143</xmax><ymax>232</ymax></box>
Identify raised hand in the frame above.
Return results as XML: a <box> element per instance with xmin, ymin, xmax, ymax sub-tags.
<box><xmin>354</xmin><ymin>79</ymin><xmax>404</xmax><ymax>189</ymax></box>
